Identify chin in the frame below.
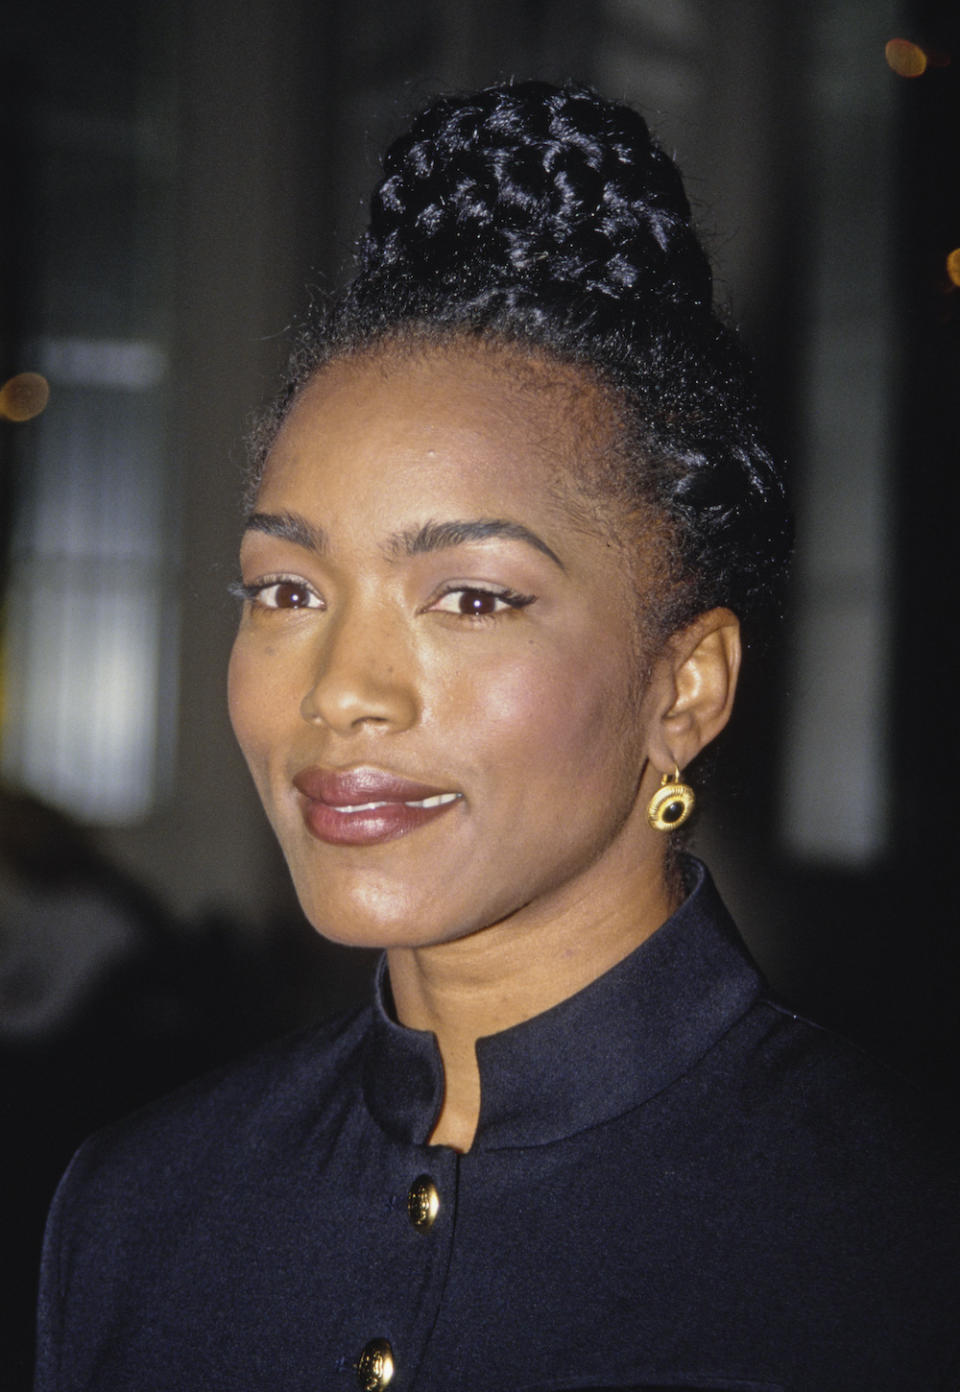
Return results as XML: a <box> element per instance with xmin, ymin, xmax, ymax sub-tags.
<box><xmin>290</xmin><ymin>872</ymin><xmax>441</xmax><ymax>950</ymax></box>
<box><xmin>290</xmin><ymin>867</ymin><xmax>511</xmax><ymax>952</ymax></box>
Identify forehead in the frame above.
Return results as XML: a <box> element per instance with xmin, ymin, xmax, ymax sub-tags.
<box><xmin>260</xmin><ymin>342</ymin><xmax>617</xmax><ymax>526</ymax></box>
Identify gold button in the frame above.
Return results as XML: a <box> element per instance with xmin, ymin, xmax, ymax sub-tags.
<box><xmin>356</xmin><ymin>1337</ymin><xmax>394</xmax><ymax>1391</ymax></box>
<box><xmin>406</xmin><ymin>1174</ymin><xmax>440</xmax><ymax>1232</ymax></box>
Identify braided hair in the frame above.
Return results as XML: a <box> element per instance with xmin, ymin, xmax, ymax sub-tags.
<box><xmin>251</xmin><ymin>81</ymin><xmax>791</xmax><ymax>638</ymax></box>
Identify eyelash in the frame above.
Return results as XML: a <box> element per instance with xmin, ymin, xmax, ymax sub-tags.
<box><xmin>230</xmin><ymin>578</ymin><xmax>536</xmax><ymax>621</ymax></box>
<box><xmin>427</xmin><ymin>584</ymin><xmax>535</xmax><ymax>621</ymax></box>
<box><xmin>230</xmin><ymin>576</ymin><xmax>323</xmax><ymax>611</ymax></box>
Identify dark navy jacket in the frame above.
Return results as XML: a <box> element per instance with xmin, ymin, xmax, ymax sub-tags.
<box><xmin>35</xmin><ymin>862</ymin><xmax>960</xmax><ymax>1390</ymax></box>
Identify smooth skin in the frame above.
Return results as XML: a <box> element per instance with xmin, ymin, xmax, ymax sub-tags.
<box><xmin>229</xmin><ymin>341</ymin><xmax>740</xmax><ymax>1150</ymax></box>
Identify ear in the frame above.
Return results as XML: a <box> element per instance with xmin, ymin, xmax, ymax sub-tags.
<box><xmin>646</xmin><ymin>608</ymin><xmax>742</xmax><ymax>774</ymax></box>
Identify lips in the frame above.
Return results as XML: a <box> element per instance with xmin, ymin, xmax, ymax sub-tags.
<box><xmin>293</xmin><ymin>766</ymin><xmax>463</xmax><ymax>846</ymax></box>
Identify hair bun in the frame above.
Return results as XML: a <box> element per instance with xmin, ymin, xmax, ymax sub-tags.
<box><xmin>357</xmin><ymin>82</ymin><xmax>713</xmax><ymax>316</ymax></box>
<box><xmin>251</xmin><ymin>81</ymin><xmax>791</xmax><ymax>637</ymax></box>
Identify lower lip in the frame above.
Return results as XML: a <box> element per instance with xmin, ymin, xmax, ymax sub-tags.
<box><xmin>299</xmin><ymin>796</ymin><xmax>462</xmax><ymax>847</ymax></box>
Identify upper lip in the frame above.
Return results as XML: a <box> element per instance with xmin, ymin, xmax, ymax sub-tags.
<box><xmin>293</xmin><ymin>766</ymin><xmax>459</xmax><ymax>807</ymax></box>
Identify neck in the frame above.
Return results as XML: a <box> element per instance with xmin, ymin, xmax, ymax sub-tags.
<box><xmin>386</xmin><ymin>851</ymin><xmax>677</xmax><ymax>1151</ymax></box>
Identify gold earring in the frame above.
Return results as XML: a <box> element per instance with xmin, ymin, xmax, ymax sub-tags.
<box><xmin>647</xmin><ymin>767</ymin><xmax>695</xmax><ymax>831</ymax></box>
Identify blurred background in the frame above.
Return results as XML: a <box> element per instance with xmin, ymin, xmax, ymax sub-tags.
<box><xmin>2</xmin><ymin>0</ymin><xmax>958</xmax><ymax>1380</ymax></box>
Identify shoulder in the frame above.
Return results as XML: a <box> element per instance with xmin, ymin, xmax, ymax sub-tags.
<box><xmin>56</xmin><ymin>1002</ymin><xmax>372</xmax><ymax>1216</ymax></box>
<box><xmin>745</xmin><ymin>995</ymin><xmax>954</xmax><ymax>1134</ymax></box>
<box><xmin>650</xmin><ymin>994</ymin><xmax>960</xmax><ymax>1373</ymax></box>
<box><xmin>706</xmin><ymin>994</ymin><xmax>960</xmax><ymax>1229</ymax></box>
<box><xmin>35</xmin><ymin>1005</ymin><xmax>375</xmax><ymax>1389</ymax></box>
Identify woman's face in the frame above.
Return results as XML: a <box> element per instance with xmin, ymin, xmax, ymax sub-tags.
<box><xmin>228</xmin><ymin>344</ymin><xmax>668</xmax><ymax>949</ymax></box>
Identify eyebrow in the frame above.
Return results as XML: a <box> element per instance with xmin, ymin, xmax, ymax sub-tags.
<box><xmin>386</xmin><ymin>519</ymin><xmax>565</xmax><ymax>570</ymax></box>
<box><xmin>244</xmin><ymin>511</ymin><xmax>565</xmax><ymax>570</ymax></box>
<box><xmin>244</xmin><ymin>510</ymin><xmax>327</xmax><ymax>553</ymax></box>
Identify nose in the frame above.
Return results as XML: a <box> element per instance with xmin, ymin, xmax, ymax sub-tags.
<box><xmin>299</xmin><ymin>600</ymin><xmax>419</xmax><ymax>735</ymax></box>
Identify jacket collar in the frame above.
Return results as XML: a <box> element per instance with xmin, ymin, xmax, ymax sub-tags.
<box><xmin>361</xmin><ymin>858</ymin><xmax>764</xmax><ymax>1150</ymax></box>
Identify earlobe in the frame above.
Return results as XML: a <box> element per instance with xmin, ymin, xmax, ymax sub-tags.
<box><xmin>648</xmin><ymin>608</ymin><xmax>742</xmax><ymax>773</ymax></box>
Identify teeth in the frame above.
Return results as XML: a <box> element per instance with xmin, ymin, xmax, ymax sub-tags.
<box><xmin>329</xmin><ymin>793</ymin><xmax>460</xmax><ymax>814</ymax></box>
<box><xmin>404</xmin><ymin>793</ymin><xmax>460</xmax><ymax>809</ymax></box>
<box><xmin>329</xmin><ymin>800</ymin><xmax>392</xmax><ymax>814</ymax></box>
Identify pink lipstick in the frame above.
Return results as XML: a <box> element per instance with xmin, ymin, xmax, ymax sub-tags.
<box><xmin>293</xmin><ymin>767</ymin><xmax>463</xmax><ymax>846</ymax></box>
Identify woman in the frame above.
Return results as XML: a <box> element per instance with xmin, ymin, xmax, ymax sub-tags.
<box><xmin>36</xmin><ymin>82</ymin><xmax>958</xmax><ymax>1391</ymax></box>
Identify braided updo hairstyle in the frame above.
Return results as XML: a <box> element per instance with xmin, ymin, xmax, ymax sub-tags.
<box><xmin>252</xmin><ymin>80</ymin><xmax>791</xmax><ymax>639</ymax></box>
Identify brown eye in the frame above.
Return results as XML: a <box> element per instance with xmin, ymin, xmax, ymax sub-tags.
<box><xmin>272</xmin><ymin>581</ymin><xmax>313</xmax><ymax>608</ymax></box>
<box><xmin>250</xmin><ymin>578</ymin><xmax>323</xmax><ymax>611</ymax></box>
<box><xmin>458</xmin><ymin>589</ymin><xmax>501</xmax><ymax>616</ymax></box>
<box><xmin>428</xmin><ymin>585</ymin><xmax>534</xmax><ymax>619</ymax></box>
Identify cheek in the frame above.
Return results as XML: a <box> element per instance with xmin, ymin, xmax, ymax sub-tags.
<box><xmin>227</xmin><ymin>637</ymin><xmax>289</xmax><ymax>775</ymax></box>
<box><xmin>450</xmin><ymin>637</ymin><xmax>640</xmax><ymax>786</ymax></box>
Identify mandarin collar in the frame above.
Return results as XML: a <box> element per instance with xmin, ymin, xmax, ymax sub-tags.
<box><xmin>361</xmin><ymin>858</ymin><xmax>764</xmax><ymax>1150</ymax></box>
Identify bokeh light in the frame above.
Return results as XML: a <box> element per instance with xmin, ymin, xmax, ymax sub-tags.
<box><xmin>885</xmin><ymin>38</ymin><xmax>928</xmax><ymax>78</ymax></box>
<box><xmin>947</xmin><ymin>249</ymin><xmax>960</xmax><ymax>289</ymax></box>
<box><xmin>0</xmin><ymin>372</ymin><xmax>51</xmax><ymax>422</ymax></box>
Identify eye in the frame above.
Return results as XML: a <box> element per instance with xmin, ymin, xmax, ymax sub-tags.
<box><xmin>236</xmin><ymin>577</ymin><xmax>324</xmax><ymax>611</ymax></box>
<box><xmin>428</xmin><ymin>586</ymin><xmax>535</xmax><ymax>618</ymax></box>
